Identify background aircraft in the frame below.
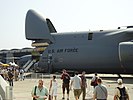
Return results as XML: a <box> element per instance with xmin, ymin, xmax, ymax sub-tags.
<box><xmin>25</xmin><ymin>9</ymin><xmax>133</xmax><ymax>74</ymax></box>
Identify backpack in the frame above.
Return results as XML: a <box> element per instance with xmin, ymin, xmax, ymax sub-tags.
<box><xmin>91</xmin><ymin>77</ymin><xmax>98</xmax><ymax>86</ymax></box>
<box><xmin>63</xmin><ymin>74</ymin><xmax>70</xmax><ymax>84</ymax></box>
<box><xmin>117</xmin><ymin>87</ymin><xmax>128</xmax><ymax>100</ymax></box>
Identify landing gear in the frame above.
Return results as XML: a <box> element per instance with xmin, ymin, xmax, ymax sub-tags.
<box><xmin>47</xmin><ymin>64</ymin><xmax>53</xmax><ymax>74</ymax></box>
<box><xmin>47</xmin><ymin>54</ymin><xmax>53</xmax><ymax>73</ymax></box>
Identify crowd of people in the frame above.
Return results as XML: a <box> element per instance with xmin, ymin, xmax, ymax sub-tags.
<box><xmin>0</xmin><ymin>62</ymin><xmax>130</xmax><ymax>100</ymax></box>
<box><xmin>0</xmin><ymin>66</ymin><xmax>130</xmax><ymax>100</ymax></box>
<box><xmin>31</xmin><ymin>69</ymin><xmax>130</xmax><ymax>100</ymax></box>
<box><xmin>0</xmin><ymin>65</ymin><xmax>25</xmax><ymax>86</ymax></box>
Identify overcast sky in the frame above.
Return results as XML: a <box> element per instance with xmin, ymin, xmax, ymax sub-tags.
<box><xmin>0</xmin><ymin>0</ymin><xmax>133</xmax><ymax>50</ymax></box>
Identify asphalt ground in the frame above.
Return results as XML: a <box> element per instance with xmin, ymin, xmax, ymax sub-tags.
<box><xmin>12</xmin><ymin>74</ymin><xmax>133</xmax><ymax>100</ymax></box>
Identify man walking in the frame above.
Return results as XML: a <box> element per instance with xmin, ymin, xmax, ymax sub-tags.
<box><xmin>93</xmin><ymin>78</ymin><xmax>108</xmax><ymax>100</ymax></box>
<box><xmin>61</xmin><ymin>69</ymin><xmax>70</xmax><ymax>100</ymax></box>
<box><xmin>7</xmin><ymin>69</ymin><xmax>14</xmax><ymax>86</ymax></box>
<box><xmin>31</xmin><ymin>80</ymin><xmax>48</xmax><ymax>100</ymax></box>
<box><xmin>114</xmin><ymin>78</ymin><xmax>129</xmax><ymax>100</ymax></box>
<box><xmin>70</xmin><ymin>71</ymin><xmax>82</xmax><ymax>100</ymax></box>
<box><xmin>80</xmin><ymin>71</ymin><xmax>87</xmax><ymax>100</ymax></box>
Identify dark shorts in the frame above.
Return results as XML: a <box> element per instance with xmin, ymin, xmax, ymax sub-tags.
<box><xmin>62</xmin><ymin>83</ymin><xmax>69</xmax><ymax>94</ymax></box>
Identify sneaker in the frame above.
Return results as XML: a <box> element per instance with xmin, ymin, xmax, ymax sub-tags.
<box><xmin>62</xmin><ymin>97</ymin><xmax>65</xmax><ymax>100</ymax></box>
<box><xmin>67</xmin><ymin>98</ymin><xmax>69</xmax><ymax>100</ymax></box>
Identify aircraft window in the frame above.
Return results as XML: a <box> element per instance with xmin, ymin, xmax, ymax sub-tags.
<box><xmin>88</xmin><ymin>33</ymin><xmax>93</xmax><ymax>40</ymax></box>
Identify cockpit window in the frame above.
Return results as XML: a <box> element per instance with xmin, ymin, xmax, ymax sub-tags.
<box><xmin>88</xmin><ymin>32</ymin><xmax>93</xmax><ymax>40</ymax></box>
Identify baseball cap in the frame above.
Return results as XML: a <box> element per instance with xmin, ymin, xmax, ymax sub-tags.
<box><xmin>117</xmin><ymin>78</ymin><xmax>123</xmax><ymax>84</ymax></box>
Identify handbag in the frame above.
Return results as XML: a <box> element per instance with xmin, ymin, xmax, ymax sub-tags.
<box><xmin>91</xmin><ymin>79</ymin><xmax>97</xmax><ymax>86</ymax></box>
<box><xmin>33</xmin><ymin>86</ymin><xmax>37</xmax><ymax>100</ymax></box>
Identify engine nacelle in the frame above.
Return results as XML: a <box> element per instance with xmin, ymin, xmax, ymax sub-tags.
<box><xmin>119</xmin><ymin>42</ymin><xmax>133</xmax><ymax>73</ymax></box>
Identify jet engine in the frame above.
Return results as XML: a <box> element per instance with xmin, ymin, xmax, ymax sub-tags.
<box><xmin>119</xmin><ymin>41</ymin><xmax>133</xmax><ymax>73</ymax></box>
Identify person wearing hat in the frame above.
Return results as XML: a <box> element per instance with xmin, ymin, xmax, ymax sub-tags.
<box><xmin>114</xmin><ymin>78</ymin><xmax>129</xmax><ymax>100</ymax></box>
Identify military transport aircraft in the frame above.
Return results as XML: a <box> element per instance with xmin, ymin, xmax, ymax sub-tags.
<box><xmin>25</xmin><ymin>9</ymin><xmax>133</xmax><ymax>74</ymax></box>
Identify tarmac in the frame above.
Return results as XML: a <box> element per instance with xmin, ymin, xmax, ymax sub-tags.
<box><xmin>12</xmin><ymin>73</ymin><xmax>133</xmax><ymax>100</ymax></box>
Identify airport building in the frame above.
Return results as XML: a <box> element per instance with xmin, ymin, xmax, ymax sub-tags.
<box><xmin>0</xmin><ymin>47</ymin><xmax>45</xmax><ymax>64</ymax></box>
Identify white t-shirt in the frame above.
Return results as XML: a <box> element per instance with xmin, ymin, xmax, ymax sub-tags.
<box><xmin>71</xmin><ymin>75</ymin><xmax>81</xmax><ymax>89</ymax></box>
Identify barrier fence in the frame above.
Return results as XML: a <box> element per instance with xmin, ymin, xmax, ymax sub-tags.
<box><xmin>0</xmin><ymin>75</ymin><xmax>13</xmax><ymax>100</ymax></box>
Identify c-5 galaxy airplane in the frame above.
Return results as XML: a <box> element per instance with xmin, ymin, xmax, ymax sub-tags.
<box><xmin>25</xmin><ymin>9</ymin><xmax>133</xmax><ymax>74</ymax></box>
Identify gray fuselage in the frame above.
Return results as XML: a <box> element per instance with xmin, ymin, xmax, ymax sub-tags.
<box><xmin>38</xmin><ymin>29</ymin><xmax>133</xmax><ymax>74</ymax></box>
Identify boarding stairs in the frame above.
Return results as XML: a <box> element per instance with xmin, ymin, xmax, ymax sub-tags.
<box><xmin>23</xmin><ymin>59</ymin><xmax>32</xmax><ymax>69</ymax></box>
<box><xmin>23</xmin><ymin>59</ymin><xmax>36</xmax><ymax>72</ymax></box>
